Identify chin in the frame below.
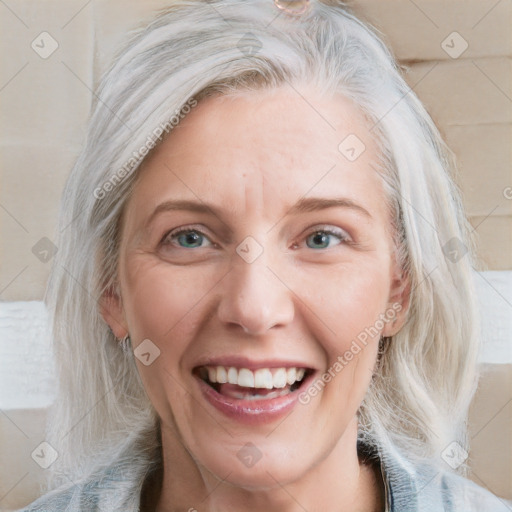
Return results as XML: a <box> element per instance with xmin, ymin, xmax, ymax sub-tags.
<box><xmin>200</xmin><ymin>448</ymin><xmax>309</xmax><ymax>491</ymax></box>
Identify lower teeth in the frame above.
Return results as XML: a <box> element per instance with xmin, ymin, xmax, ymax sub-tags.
<box><xmin>229</xmin><ymin>388</ymin><xmax>291</xmax><ymax>400</ymax></box>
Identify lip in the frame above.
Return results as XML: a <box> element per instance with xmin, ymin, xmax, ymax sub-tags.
<box><xmin>193</xmin><ymin>368</ymin><xmax>317</xmax><ymax>425</ymax></box>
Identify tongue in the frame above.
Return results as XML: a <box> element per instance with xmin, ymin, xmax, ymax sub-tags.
<box><xmin>218</xmin><ymin>383</ymin><xmax>290</xmax><ymax>399</ymax></box>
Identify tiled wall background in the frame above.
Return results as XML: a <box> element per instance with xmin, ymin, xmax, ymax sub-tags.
<box><xmin>0</xmin><ymin>0</ymin><xmax>511</xmax><ymax>302</ymax></box>
<box><xmin>0</xmin><ymin>0</ymin><xmax>511</xmax><ymax>509</ymax></box>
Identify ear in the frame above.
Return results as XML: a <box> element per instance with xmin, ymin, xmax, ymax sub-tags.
<box><xmin>382</xmin><ymin>266</ymin><xmax>411</xmax><ymax>337</ymax></box>
<box><xmin>99</xmin><ymin>285</ymin><xmax>128</xmax><ymax>339</ymax></box>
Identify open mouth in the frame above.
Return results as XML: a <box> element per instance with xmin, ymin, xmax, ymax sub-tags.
<box><xmin>194</xmin><ymin>365</ymin><xmax>314</xmax><ymax>401</ymax></box>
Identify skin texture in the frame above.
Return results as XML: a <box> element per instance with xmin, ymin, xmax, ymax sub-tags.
<box><xmin>101</xmin><ymin>85</ymin><xmax>409</xmax><ymax>512</ymax></box>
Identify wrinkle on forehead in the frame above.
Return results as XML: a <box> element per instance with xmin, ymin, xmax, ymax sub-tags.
<box><xmin>124</xmin><ymin>85</ymin><xmax>388</xmax><ymax>242</ymax></box>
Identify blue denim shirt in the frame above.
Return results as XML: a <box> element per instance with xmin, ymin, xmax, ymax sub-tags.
<box><xmin>18</xmin><ymin>443</ymin><xmax>511</xmax><ymax>511</ymax></box>
<box><xmin>379</xmin><ymin>448</ymin><xmax>511</xmax><ymax>511</ymax></box>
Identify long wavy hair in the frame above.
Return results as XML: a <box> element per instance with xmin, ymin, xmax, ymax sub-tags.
<box><xmin>44</xmin><ymin>0</ymin><xmax>480</xmax><ymax>489</ymax></box>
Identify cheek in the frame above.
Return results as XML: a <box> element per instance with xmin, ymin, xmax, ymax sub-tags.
<box><xmin>122</xmin><ymin>260</ymin><xmax>213</xmax><ymax>341</ymax></box>
<box><xmin>122</xmin><ymin>261</ymin><xmax>218</xmax><ymax>424</ymax></box>
<box><xmin>299</xmin><ymin>260</ymin><xmax>391</xmax><ymax>348</ymax></box>
<box><xmin>295</xmin><ymin>260</ymin><xmax>390</xmax><ymax>409</ymax></box>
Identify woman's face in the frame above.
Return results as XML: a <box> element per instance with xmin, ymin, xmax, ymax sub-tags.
<box><xmin>103</xmin><ymin>86</ymin><xmax>408</xmax><ymax>488</ymax></box>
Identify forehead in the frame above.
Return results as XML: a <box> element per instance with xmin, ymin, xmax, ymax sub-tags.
<box><xmin>126</xmin><ymin>86</ymin><xmax>387</xmax><ymax>227</ymax></box>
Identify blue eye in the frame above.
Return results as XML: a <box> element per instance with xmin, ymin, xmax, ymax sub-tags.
<box><xmin>164</xmin><ymin>228</ymin><xmax>212</xmax><ymax>249</ymax></box>
<box><xmin>161</xmin><ymin>226</ymin><xmax>349</xmax><ymax>251</ymax></box>
<box><xmin>305</xmin><ymin>229</ymin><xmax>347</xmax><ymax>249</ymax></box>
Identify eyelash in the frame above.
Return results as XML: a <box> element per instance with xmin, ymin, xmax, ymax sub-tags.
<box><xmin>160</xmin><ymin>224</ymin><xmax>352</xmax><ymax>250</ymax></box>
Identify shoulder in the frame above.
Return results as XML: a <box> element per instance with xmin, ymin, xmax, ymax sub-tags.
<box><xmin>15</xmin><ymin>469</ymin><xmax>141</xmax><ymax>512</ymax></box>
<box><xmin>16</xmin><ymin>439</ymin><xmax>161</xmax><ymax>512</ymax></box>
<box><xmin>429</xmin><ymin>467</ymin><xmax>511</xmax><ymax>511</ymax></box>
<box><xmin>15</xmin><ymin>483</ymin><xmax>103</xmax><ymax>512</ymax></box>
<box><xmin>381</xmin><ymin>446</ymin><xmax>511</xmax><ymax>511</ymax></box>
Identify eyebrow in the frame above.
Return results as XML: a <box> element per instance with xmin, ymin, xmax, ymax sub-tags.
<box><xmin>288</xmin><ymin>197</ymin><xmax>372</xmax><ymax>218</ymax></box>
<box><xmin>146</xmin><ymin>196</ymin><xmax>372</xmax><ymax>228</ymax></box>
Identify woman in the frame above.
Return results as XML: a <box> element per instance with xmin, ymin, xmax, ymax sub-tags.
<box><xmin>19</xmin><ymin>0</ymin><xmax>509</xmax><ymax>510</ymax></box>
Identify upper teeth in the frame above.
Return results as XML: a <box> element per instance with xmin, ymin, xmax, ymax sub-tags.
<box><xmin>201</xmin><ymin>366</ymin><xmax>306</xmax><ymax>389</ymax></box>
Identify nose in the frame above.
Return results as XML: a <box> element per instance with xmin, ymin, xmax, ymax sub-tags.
<box><xmin>217</xmin><ymin>250</ymin><xmax>295</xmax><ymax>336</ymax></box>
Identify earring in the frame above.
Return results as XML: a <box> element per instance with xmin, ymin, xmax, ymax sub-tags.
<box><xmin>119</xmin><ymin>334</ymin><xmax>131</xmax><ymax>352</ymax></box>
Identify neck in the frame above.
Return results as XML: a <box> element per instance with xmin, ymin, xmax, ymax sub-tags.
<box><xmin>151</xmin><ymin>417</ymin><xmax>384</xmax><ymax>512</ymax></box>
